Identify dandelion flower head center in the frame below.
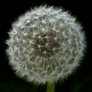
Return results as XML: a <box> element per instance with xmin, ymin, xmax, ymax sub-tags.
<box><xmin>34</xmin><ymin>32</ymin><xmax>60</xmax><ymax>58</ymax></box>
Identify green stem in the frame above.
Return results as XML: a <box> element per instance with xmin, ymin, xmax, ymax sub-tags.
<box><xmin>46</xmin><ymin>81</ymin><xmax>55</xmax><ymax>92</ymax></box>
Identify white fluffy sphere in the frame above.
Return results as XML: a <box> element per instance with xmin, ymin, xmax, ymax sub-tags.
<box><xmin>5</xmin><ymin>5</ymin><xmax>87</xmax><ymax>85</ymax></box>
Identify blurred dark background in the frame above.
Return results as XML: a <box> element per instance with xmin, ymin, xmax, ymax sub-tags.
<box><xmin>0</xmin><ymin>0</ymin><xmax>92</xmax><ymax>92</ymax></box>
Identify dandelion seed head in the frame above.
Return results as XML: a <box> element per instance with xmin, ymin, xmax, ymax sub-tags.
<box><xmin>5</xmin><ymin>5</ymin><xmax>87</xmax><ymax>85</ymax></box>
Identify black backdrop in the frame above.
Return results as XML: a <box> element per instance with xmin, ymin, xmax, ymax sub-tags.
<box><xmin>0</xmin><ymin>0</ymin><xmax>92</xmax><ymax>92</ymax></box>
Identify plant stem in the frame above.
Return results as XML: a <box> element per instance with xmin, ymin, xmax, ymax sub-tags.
<box><xmin>46</xmin><ymin>81</ymin><xmax>55</xmax><ymax>92</ymax></box>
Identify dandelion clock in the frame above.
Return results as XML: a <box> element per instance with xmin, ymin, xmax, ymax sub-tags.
<box><xmin>5</xmin><ymin>5</ymin><xmax>87</xmax><ymax>92</ymax></box>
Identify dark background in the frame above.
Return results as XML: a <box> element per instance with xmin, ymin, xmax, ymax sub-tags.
<box><xmin>0</xmin><ymin>0</ymin><xmax>92</xmax><ymax>92</ymax></box>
